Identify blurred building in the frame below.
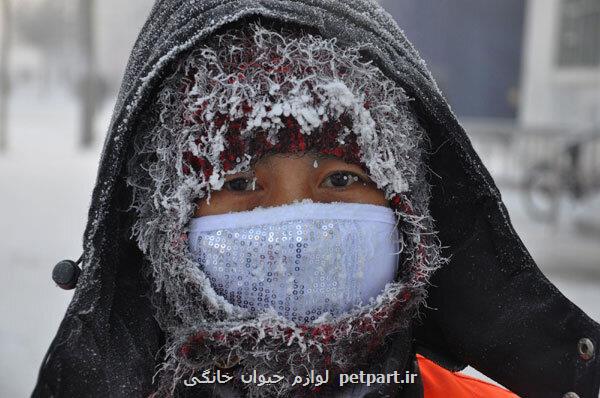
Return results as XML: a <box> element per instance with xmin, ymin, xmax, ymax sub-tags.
<box><xmin>379</xmin><ymin>0</ymin><xmax>525</xmax><ymax>121</ymax></box>
<box><xmin>380</xmin><ymin>0</ymin><xmax>600</xmax><ymax>131</ymax></box>
<box><xmin>380</xmin><ymin>0</ymin><xmax>600</xmax><ymax>187</ymax></box>
<box><xmin>521</xmin><ymin>0</ymin><xmax>600</xmax><ymax>129</ymax></box>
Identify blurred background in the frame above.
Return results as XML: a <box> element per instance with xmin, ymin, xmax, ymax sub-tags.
<box><xmin>0</xmin><ymin>0</ymin><xmax>599</xmax><ymax>395</ymax></box>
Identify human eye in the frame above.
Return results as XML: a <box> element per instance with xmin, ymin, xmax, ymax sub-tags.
<box><xmin>223</xmin><ymin>175</ymin><xmax>257</xmax><ymax>192</ymax></box>
<box><xmin>320</xmin><ymin>171</ymin><xmax>366</xmax><ymax>188</ymax></box>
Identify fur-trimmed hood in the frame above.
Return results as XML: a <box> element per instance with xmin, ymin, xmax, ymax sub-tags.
<box><xmin>124</xmin><ymin>21</ymin><xmax>440</xmax><ymax>398</ymax></box>
<box><xmin>33</xmin><ymin>1</ymin><xmax>600</xmax><ymax>398</ymax></box>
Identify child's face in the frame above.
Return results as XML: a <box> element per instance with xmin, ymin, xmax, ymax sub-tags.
<box><xmin>194</xmin><ymin>151</ymin><xmax>388</xmax><ymax>217</ymax></box>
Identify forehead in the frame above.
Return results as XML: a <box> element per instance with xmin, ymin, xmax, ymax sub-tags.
<box><xmin>250</xmin><ymin>146</ymin><xmax>369</xmax><ymax>176</ymax></box>
<box><xmin>255</xmin><ymin>150</ymin><xmax>359</xmax><ymax>166</ymax></box>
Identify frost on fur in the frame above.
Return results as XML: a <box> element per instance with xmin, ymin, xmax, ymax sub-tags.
<box><xmin>126</xmin><ymin>21</ymin><xmax>444</xmax><ymax>397</ymax></box>
<box><xmin>173</xmin><ymin>23</ymin><xmax>423</xmax><ymax>197</ymax></box>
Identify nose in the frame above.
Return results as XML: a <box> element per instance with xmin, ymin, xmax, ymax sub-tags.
<box><xmin>262</xmin><ymin>175</ymin><xmax>314</xmax><ymax>207</ymax></box>
<box><xmin>263</xmin><ymin>185</ymin><xmax>313</xmax><ymax>207</ymax></box>
<box><xmin>259</xmin><ymin>155</ymin><xmax>315</xmax><ymax>207</ymax></box>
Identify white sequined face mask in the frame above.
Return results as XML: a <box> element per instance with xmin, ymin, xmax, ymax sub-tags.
<box><xmin>188</xmin><ymin>202</ymin><xmax>400</xmax><ymax>324</ymax></box>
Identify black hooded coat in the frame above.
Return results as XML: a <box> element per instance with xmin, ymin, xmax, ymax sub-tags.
<box><xmin>32</xmin><ymin>1</ymin><xmax>600</xmax><ymax>397</ymax></box>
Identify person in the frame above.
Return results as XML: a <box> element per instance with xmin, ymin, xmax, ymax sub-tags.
<box><xmin>33</xmin><ymin>1</ymin><xmax>600</xmax><ymax>398</ymax></box>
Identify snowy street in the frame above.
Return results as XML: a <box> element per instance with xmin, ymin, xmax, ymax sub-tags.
<box><xmin>0</xmin><ymin>90</ymin><xmax>106</xmax><ymax>397</ymax></box>
<box><xmin>1</xmin><ymin>91</ymin><xmax>599</xmax><ymax>396</ymax></box>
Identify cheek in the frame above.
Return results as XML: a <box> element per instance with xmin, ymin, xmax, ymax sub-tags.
<box><xmin>317</xmin><ymin>186</ymin><xmax>388</xmax><ymax>206</ymax></box>
<box><xmin>354</xmin><ymin>188</ymin><xmax>389</xmax><ymax>206</ymax></box>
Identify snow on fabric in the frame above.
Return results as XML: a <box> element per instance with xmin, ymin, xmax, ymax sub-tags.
<box><xmin>126</xmin><ymin>22</ymin><xmax>444</xmax><ymax>397</ymax></box>
<box><xmin>172</xmin><ymin>23</ymin><xmax>422</xmax><ymax>197</ymax></box>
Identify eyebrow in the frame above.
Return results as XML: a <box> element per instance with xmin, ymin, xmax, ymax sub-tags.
<box><xmin>255</xmin><ymin>151</ymin><xmax>370</xmax><ymax>177</ymax></box>
<box><xmin>256</xmin><ymin>150</ymin><xmax>318</xmax><ymax>166</ymax></box>
<box><xmin>314</xmin><ymin>153</ymin><xmax>339</xmax><ymax>161</ymax></box>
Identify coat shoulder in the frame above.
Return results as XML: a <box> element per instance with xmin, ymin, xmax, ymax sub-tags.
<box><xmin>417</xmin><ymin>354</ymin><xmax>519</xmax><ymax>398</ymax></box>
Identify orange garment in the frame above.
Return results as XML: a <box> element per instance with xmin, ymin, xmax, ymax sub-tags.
<box><xmin>417</xmin><ymin>354</ymin><xmax>520</xmax><ymax>398</ymax></box>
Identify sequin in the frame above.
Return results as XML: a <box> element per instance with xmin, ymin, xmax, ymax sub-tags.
<box><xmin>189</xmin><ymin>212</ymin><xmax>399</xmax><ymax>324</ymax></box>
